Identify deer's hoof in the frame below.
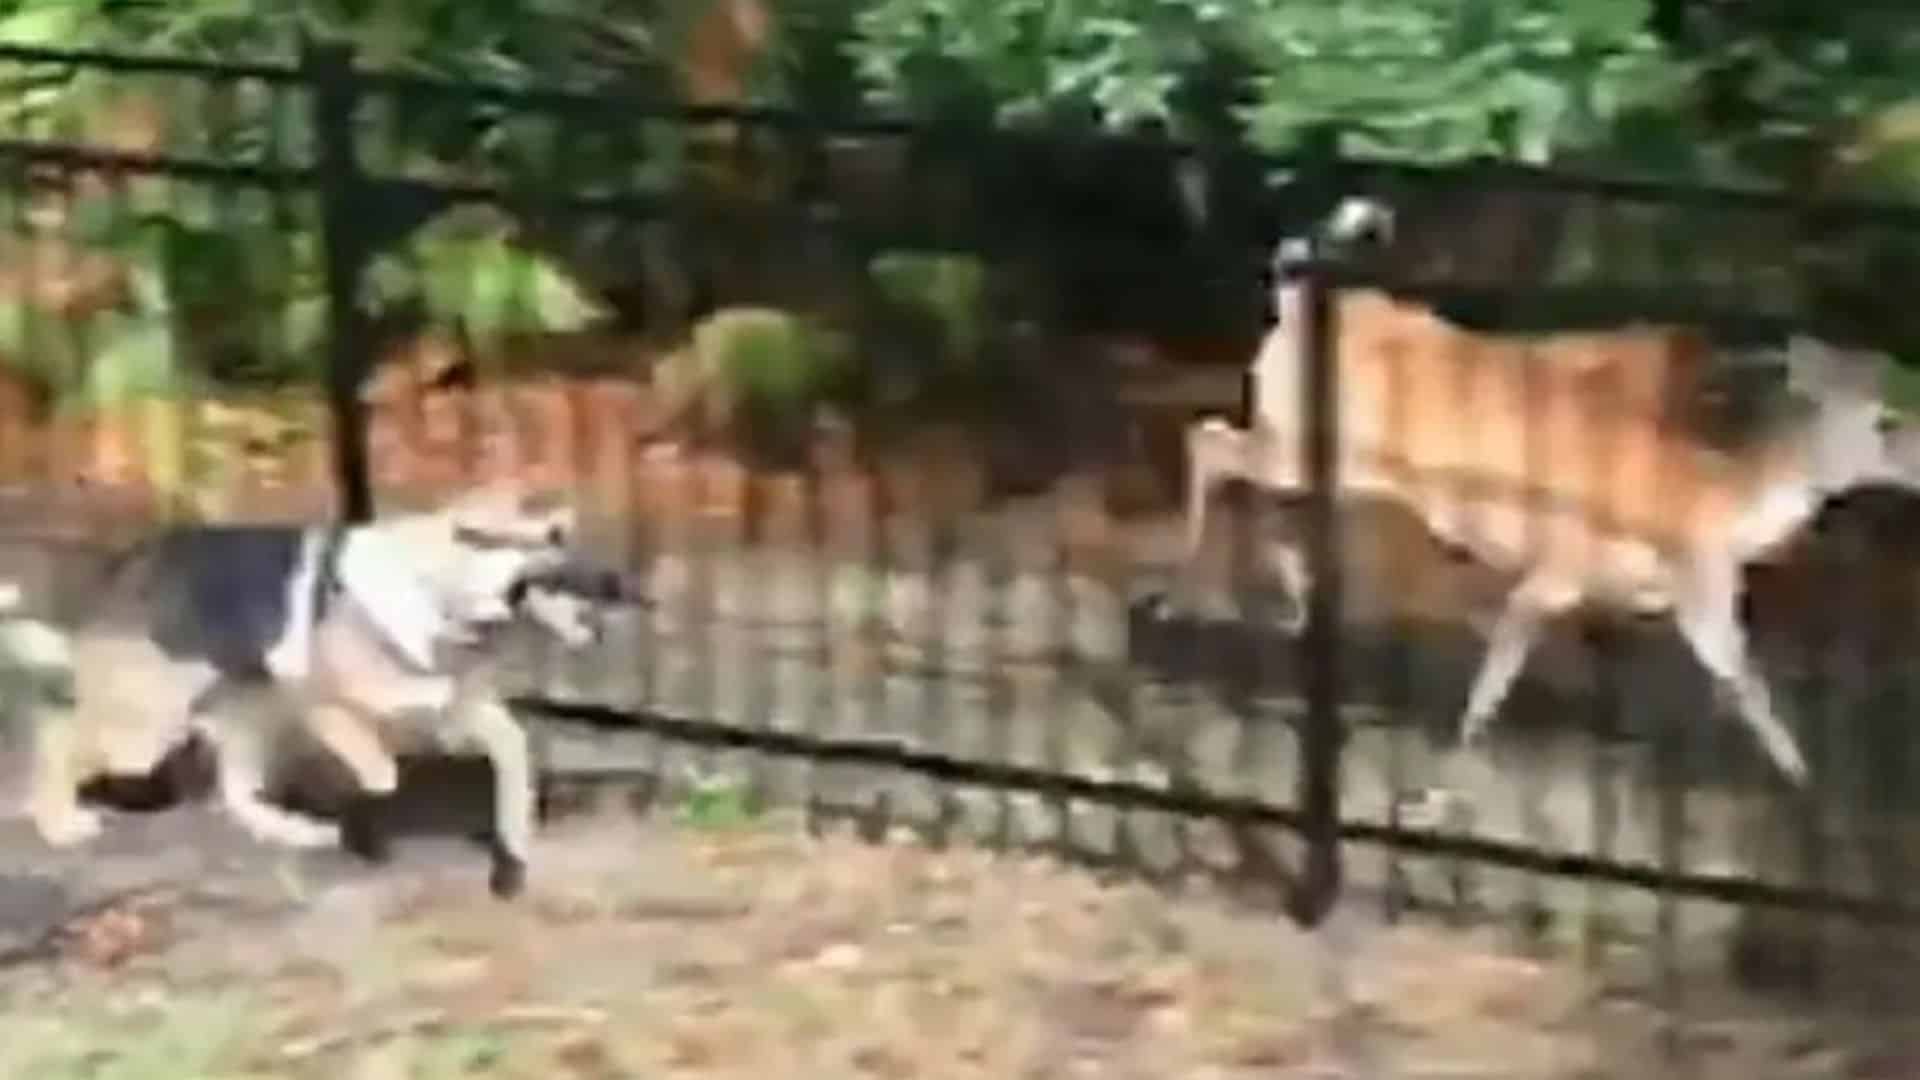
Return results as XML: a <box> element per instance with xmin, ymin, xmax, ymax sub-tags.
<box><xmin>1396</xmin><ymin>787</ymin><xmax>1476</xmax><ymax>832</ymax></box>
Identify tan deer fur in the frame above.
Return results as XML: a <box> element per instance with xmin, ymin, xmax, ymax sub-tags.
<box><xmin>1168</xmin><ymin>206</ymin><xmax>1919</xmax><ymax>786</ymax></box>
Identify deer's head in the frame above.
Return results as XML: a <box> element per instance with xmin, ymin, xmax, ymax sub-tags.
<box><xmin>1271</xmin><ymin>196</ymin><xmax>1396</xmax><ymax>281</ymax></box>
<box><xmin>1784</xmin><ymin>336</ymin><xmax>1920</xmax><ymax>495</ymax></box>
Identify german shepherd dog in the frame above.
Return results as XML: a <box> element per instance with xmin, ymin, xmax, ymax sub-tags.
<box><xmin>6</xmin><ymin>483</ymin><xmax>626</xmax><ymax>897</ymax></box>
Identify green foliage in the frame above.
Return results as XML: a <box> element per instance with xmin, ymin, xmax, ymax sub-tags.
<box><xmin>1883</xmin><ymin>359</ymin><xmax>1920</xmax><ymax>417</ymax></box>
<box><xmin>364</xmin><ymin>205</ymin><xmax>613</xmax><ymax>352</ymax></box>
<box><xmin>752</xmin><ymin>0</ymin><xmax>866</xmax><ymax>117</ymax></box>
<box><xmin>0</xmin><ymin>0</ymin><xmax>658</xmax><ymax>404</ymax></box>
<box><xmin>0</xmin><ymin>991</ymin><xmax>262</xmax><ymax>1080</ymax></box>
<box><xmin>0</xmin><ymin>0</ymin><xmax>1910</xmax><ymax>194</ymax></box>
<box><xmin>850</xmin><ymin>0</ymin><xmax>1216</xmax><ymax>131</ymax></box>
<box><xmin>0</xmin><ymin>0</ymin><xmax>676</xmax><ymax>81</ymax></box>
<box><xmin>77</xmin><ymin>313</ymin><xmax>193</xmax><ymax>406</ymax></box>
<box><xmin>1236</xmin><ymin>0</ymin><xmax>1688</xmax><ymax>162</ymax></box>
<box><xmin>673</xmin><ymin>769</ymin><xmax>760</xmax><ymax>831</ymax></box>
<box><xmin>0</xmin><ymin>193</ymin><xmax>610</xmax><ymax>410</ymax></box>
<box><xmin>0</xmin><ymin>290</ymin><xmax>82</xmax><ymax>392</ymax></box>
<box><xmin>0</xmin><ymin>0</ymin><xmax>1913</xmax><ymax>410</ymax></box>
<box><xmin>1658</xmin><ymin>2</ymin><xmax>1920</xmax><ymax>189</ymax></box>
<box><xmin>689</xmin><ymin>305</ymin><xmax>854</xmax><ymax>411</ymax></box>
<box><xmin>0</xmin><ymin>303</ymin><xmax>197</xmax><ymax>414</ymax></box>
<box><xmin>846</xmin><ymin>0</ymin><xmax>1692</xmax><ymax>162</ymax></box>
<box><xmin>867</xmin><ymin>250</ymin><xmax>989</xmax><ymax>362</ymax></box>
<box><xmin>0</xmin><ymin>217</ymin><xmax>203</xmax><ymax>411</ymax></box>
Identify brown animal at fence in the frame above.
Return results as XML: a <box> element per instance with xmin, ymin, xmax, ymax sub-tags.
<box><xmin>1160</xmin><ymin>199</ymin><xmax>1920</xmax><ymax>787</ymax></box>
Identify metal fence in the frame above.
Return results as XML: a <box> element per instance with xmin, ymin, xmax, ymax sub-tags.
<box><xmin>6</xmin><ymin>37</ymin><xmax>1920</xmax><ymax>1062</ymax></box>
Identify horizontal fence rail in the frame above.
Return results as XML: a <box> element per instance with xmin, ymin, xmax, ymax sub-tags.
<box><xmin>514</xmin><ymin>692</ymin><xmax>1920</xmax><ymax>926</ymax></box>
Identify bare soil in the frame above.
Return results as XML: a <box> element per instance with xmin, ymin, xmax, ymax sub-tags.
<box><xmin>4</xmin><ymin>786</ymin><xmax>1916</xmax><ymax>1080</ymax></box>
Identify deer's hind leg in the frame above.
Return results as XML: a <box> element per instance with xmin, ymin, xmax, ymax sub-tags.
<box><xmin>1671</xmin><ymin>557</ymin><xmax>1808</xmax><ymax>786</ymax></box>
<box><xmin>1402</xmin><ymin>569</ymin><xmax>1584</xmax><ymax>829</ymax></box>
<box><xmin>1458</xmin><ymin>570</ymin><xmax>1584</xmax><ymax>748</ymax></box>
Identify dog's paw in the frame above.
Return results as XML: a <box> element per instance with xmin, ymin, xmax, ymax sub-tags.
<box><xmin>489</xmin><ymin>853</ymin><xmax>526</xmax><ymax>900</ymax></box>
<box><xmin>356</xmin><ymin>754</ymin><xmax>401</xmax><ymax>797</ymax></box>
<box><xmin>1275</xmin><ymin>601</ymin><xmax>1309</xmax><ymax>637</ymax></box>
<box><xmin>340</xmin><ymin>802</ymin><xmax>392</xmax><ymax>864</ymax></box>
<box><xmin>31</xmin><ymin>804</ymin><xmax>103</xmax><ymax>848</ymax></box>
<box><xmin>232</xmin><ymin>808</ymin><xmax>341</xmax><ymax>850</ymax></box>
<box><xmin>279</xmin><ymin>818</ymin><xmax>345</xmax><ymax>850</ymax></box>
<box><xmin>1139</xmin><ymin>589</ymin><xmax>1187</xmax><ymax>623</ymax></box>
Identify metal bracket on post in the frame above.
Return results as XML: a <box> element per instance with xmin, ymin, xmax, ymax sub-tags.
<box><xmin>305</xmin><ymin>36</ymin><xmax>374</xmax><ymax>524</ymax></box>
<box><xmin>1289</xmin><ymin>123</ymin><xmax>1346</xmax><ymax>928</ymax></box>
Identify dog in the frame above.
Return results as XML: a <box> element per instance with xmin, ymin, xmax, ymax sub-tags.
<box><xmin>10</xmin><ymin>483</ymin><xmax>623</xmax><ymax>896</ymax></box>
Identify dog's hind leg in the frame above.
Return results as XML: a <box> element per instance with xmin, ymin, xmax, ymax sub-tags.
<box><xmin>24</xmin><ymin>706</ymin><xmax>104</xmax><ymax>848</ymax></box>
<box><xmin>197</xmin><ymin>696</ymin><xmax>340</xmax><ymax>849</ymax></box>
<box><xmin>302</xmin><ymin>702</ymin><xmax>403</xmax><ymax>864</ymax></box>
<box><xmin>456</xmin><ymin>697</ymin><xmax>534</xmax><ymax>898</ymax></box>
<box><xmin>304</xmin><ymin>703</ymin><xmax>399</xmax><ymax>795</ymax></box>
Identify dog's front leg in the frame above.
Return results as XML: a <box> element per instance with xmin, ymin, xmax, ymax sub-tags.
<box><xmin>456</xmin><ymin>696</ymin><xmax>534</xmax><ymax>899</ymax></box>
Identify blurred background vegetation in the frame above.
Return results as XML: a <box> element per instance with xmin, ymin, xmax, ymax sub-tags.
<box><xmin>0</xmin><ymin>0</ymin><xmax>1915</xmax><ymax>442</ymax></box>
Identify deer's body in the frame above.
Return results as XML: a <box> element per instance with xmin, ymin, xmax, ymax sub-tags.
<box><xmin>1168</xmin><ymin>206</ymin><xmax>1916</xmax><ymax>786</ymax></box>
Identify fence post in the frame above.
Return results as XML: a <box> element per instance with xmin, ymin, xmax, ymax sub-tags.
<box><xmin>305</xmin><ymin>37</ymin><xmax>375</xmax><ymax>523</ymax></box>
<box><xmin>1290</xmin><ymin>123</ymin><xmax>1346</xmax><ymax>926</ymax></box>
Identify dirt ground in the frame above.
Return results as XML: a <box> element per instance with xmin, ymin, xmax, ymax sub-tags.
<box><xmin>1</xmin><ymin>766</ymin><xmax>1916</xmax><ymax>1080</ymax></box>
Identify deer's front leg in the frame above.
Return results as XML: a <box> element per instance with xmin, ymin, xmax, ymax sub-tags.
<box><xmin>1154</xmin><ymin>417</ymin><xmax>1252</xmax><ymax>620</ymax></box>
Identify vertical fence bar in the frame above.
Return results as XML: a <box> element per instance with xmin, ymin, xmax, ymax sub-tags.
<box><xmin>305</xmin><ymin>38</ymin><xmax>374</xmax><ymax>523</ymax></box>
<box><xmin>1292</xmin><ymin>125</ymin><xmax>1345</xmax><ymax>925</ymax></box>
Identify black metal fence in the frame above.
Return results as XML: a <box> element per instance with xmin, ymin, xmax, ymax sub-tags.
<box><xmin>6</xmin><ymin>36</ymin><xmax>1920</xmax><ymax>1064</ymax></box>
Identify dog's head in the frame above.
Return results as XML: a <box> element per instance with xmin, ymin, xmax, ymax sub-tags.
<box><xmin>431</xmin><ymin>483</ymin><xmax>579</xmax><ymax>633</ymax></box>
<box><xmin>507</xmin><ymin>556</ymin><xmax>650</xmax><ymax>651</ymax></box>
<box><xmin>504</xmin><ymin>576</ymin><xmax>600</xmax><ymax>649</ymax></box>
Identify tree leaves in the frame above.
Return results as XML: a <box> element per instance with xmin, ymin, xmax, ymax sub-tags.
<box><xmin>842</xmin><ymin>0</ymin><xmax>1693</xmax><ymax>162</ymax></box>
<box><xmin>690</xmin><ymin>305</ymin><xmax>853</xmax><ymax>408</ymax></box>
<box><xmin>867</xmin><ymin>250</ymin><xmax>989</xmax><ymax>363</ymax></box>
<box><xmin>363</xmin><ymin>205</ymin><xmax>613</xmax><ymax>350</ymax></box>
<box><xmin>79</xmin><ymin>313</ymin><xmax>193</xmax><ymax>408</ymax></box>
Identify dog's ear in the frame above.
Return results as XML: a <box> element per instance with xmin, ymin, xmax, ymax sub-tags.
<box><xmin>443</xmin><ymin>482</ymin><xmax>525</xmax><ymax>530</ymax></box>
<box><xmin>507</xmin><ymin>557</ymin><xmax>646</xmax><ymax>609</ymax></box>
<box><xmin>447</xmin><ymin>484</ymin><xmax>577</xmax><ymax>550</ymax></box>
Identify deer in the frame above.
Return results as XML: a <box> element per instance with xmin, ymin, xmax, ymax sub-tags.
<box><xmin>1156</xmin><ymin>197</ymin><xmax>1920</xmax><ymax>788</ymax></box>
